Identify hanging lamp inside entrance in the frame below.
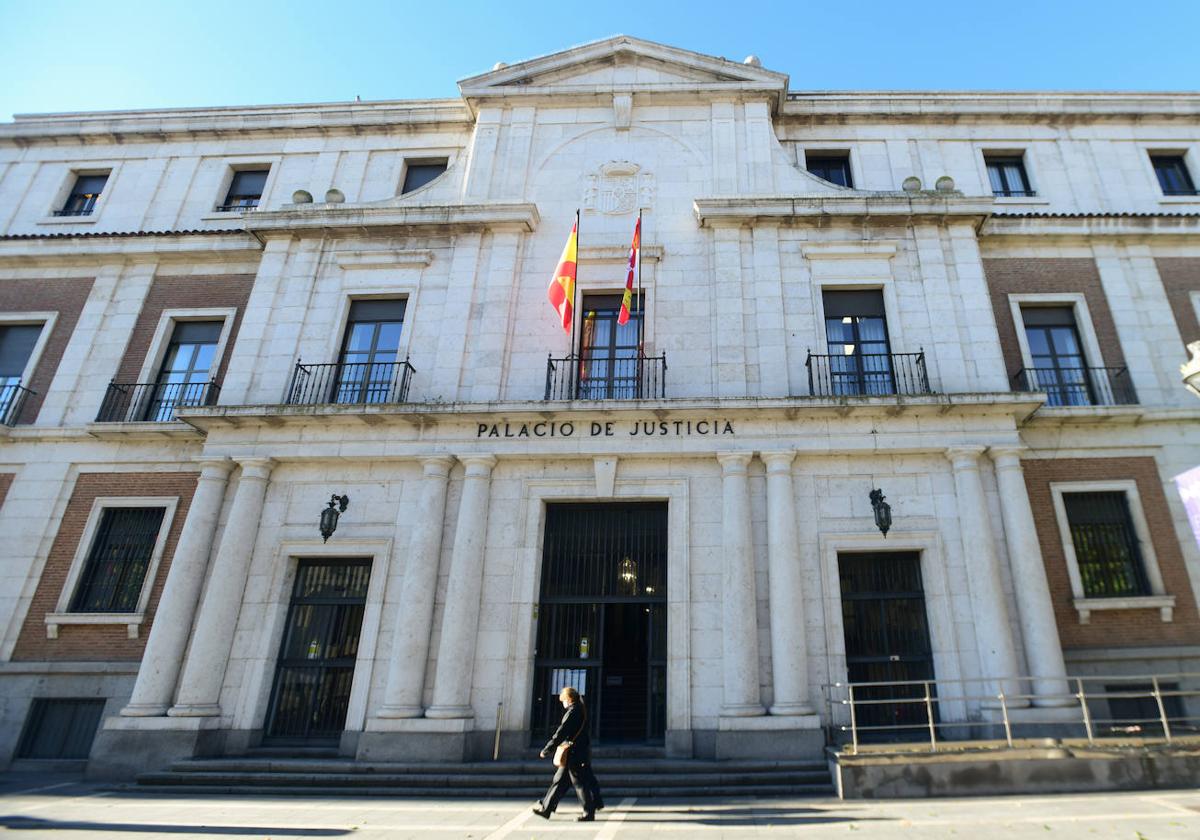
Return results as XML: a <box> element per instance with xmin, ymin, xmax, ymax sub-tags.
<box><xmin>869</xmin><ymin>488</ymin><xmax>892</xmax><ymax>537</ymax></box>
<box><xmin>320</xmin><ymin>494</ymin><xmax>350</xmax><ymax>542</ymax></box>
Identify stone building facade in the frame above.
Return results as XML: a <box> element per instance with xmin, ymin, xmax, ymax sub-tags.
<box><xmin>0</xmin><ymin>37</ymin><xmax>1197</xmax><ymax>776</ymax></box>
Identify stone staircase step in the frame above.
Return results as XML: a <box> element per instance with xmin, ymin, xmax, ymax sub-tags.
<box><xmin>126</xmin><ymin>783</ymin><xmax>832</xmax><ymax>798</ymax></box>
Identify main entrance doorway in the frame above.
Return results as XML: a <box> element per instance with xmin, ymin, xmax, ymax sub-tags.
<box><xmin>264</xmin><ymin>559</ymin><xmax>370</xmax><ymax>744</ymax></box>
<box><xmin>838</xmin><ymin>551</ymin><xmax>936</xmax><ymax>740</ymax></box>
<box><xmin>531</xmin><ymin>503</ymin><xmax>667</xmax><ymax>745</ymax></box>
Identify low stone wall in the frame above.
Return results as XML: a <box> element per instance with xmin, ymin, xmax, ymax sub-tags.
<box><xmin>832</xmin><ymin>741</ymin><xmax>1200</xmax><ymax>799</ymax></box>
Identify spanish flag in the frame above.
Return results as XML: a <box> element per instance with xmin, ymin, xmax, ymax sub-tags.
<box><xmin>618</xmin><ymin>214</ymin><xmax>641</xmax><ymax>325</ymax></box>
<box><xmin>547</xmin><ymin>218</ymin><xmax>578</xmax><ymax>333</ymax></box>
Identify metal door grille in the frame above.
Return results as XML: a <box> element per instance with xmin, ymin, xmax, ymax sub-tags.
<box><xmin>1064</xmin><ymin>491</ymin><xmax>1150</xmax><ymax>597</ymax></box>
<box><xmin>532</xmin><ymin>503</ymin><xmax>667</xmax><ymax>744</ymax></box>
<box><xmin>264</xmin><ymin>559</ymin><xmax>370</xmax><ymax>743</ymax></box>
<box><xmin>839</xmin><ymin>552</ymin><xmax>937</xmax><ymax>739</ymax></box>
<box><xmin>17</xmin><ymin>698</ymin><xmax>106</xmax><ymax>759</ymax></box>
<box><xmin>70</xmin><ymin>507</ymin><xmax>165</xmax><ymax>613</ymax></box>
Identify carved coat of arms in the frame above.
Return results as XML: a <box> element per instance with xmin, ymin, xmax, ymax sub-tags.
<box><xmin>583</xmin><ymin>161</ymin><xmax>655</xmax><ymax>215</ymax></box>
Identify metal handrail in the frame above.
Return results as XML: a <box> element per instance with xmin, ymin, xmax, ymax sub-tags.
<box><xmin>285</xmin><ymin>358</ymin><xmax>416</xmax><ymax>406</ymax></box>
<box><xmin>824</xmin><ymin>672</ymin><xmax>1200</xmax><ymax>754</ymax></box>
<box><xmin>95</xmin><ymin>380</ymin><xmax>220</xmax><ymax>422</ymax></box>
<box><xmin>544</xmin><ymin>351</ymin><xmax>667</xmax><ymax>400</ymax></box>
<box><xmin>1013</xmin><ymin>365</ymin><xmax>1138</xmax><ymax>406</ymax></box>
<box><xmin>805</xmin><ymin>350</ymin><xmax>931</xmax><ymax>397</ymax></box>
<box><xmin>0</xmin><ymin>382</ymin><xmax>36</xmax><ymax>426</ymax></box>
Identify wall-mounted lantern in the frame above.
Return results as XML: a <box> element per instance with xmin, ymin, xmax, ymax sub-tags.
<box><xmin>869</xmin><ymin>488</ymin><xmax>892</xmax><ymax>538</ymax></box>
<box><xmin>320</xmin><ymin>494</ymin><xmax>350</xmax><ymax>542</ymax></box>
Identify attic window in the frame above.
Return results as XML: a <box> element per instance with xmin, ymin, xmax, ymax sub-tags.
<box><xmin>806</xmin><ymin>152</ymin><xmax>853</xmax><ymax>188</ymax></box>
<box><xmin>401</xmin><ymin>160</ymin><xmax>448</xmax><ymax>194</ymax></box>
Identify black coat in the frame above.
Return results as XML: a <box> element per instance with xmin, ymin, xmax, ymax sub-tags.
<box><xmin>542</xmin><ymin>701</ymin><xmax>592</xmax><ymax>764</ymax></box>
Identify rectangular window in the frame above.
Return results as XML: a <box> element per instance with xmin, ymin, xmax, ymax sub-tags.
<box><xmin>985</xmin><ymin>154</ymin><xmax>1034</xmax><ymax>197</ymax></box>
<box><xmin>806</xmin><ymin>152</ymin><xmax>853</xmax><ymax>188</ymax></box>
<box><xmin>401</xmin><ymin>159</ymin><xmax>448</xmax><ymax>194</ymax></box>
<box><xmin>1020</xmin><ymin>307</ymin><xmax>1093</xmax><ymax>406</ymax></box>
<box><xmin>218</xmin><ymin>169</ymin><xmax>269</xmax><ymax>211</ymax></box>
<box><xmin>69</xmin><ymin>507</ymin><xmax>166</xmax><ymax>613</ymax></box>
<box><xmin>145</xmin><ymin>320</ymin><xmax>223</xmax><ymax>421</ymax></box>
<box><xmin>336</xmin><ymin>299</ymin><xmax>407</xmax><ymax>403</ymax></box>
<box><xmin>579</xmin><ymin>293</ymin><xmax>642</xmax><ymax>399</ymax></box>
<box><xmin>1062</xmin><ymin>491</ymin><xmax>1151</xmax><ymax>598</ymax></box>
<box><xmin>57</xmin><ymin>173</ymin><xmax>109</xmax><ymax>216</ymax></box>
<box><xmin>0</xmin><ymin>323</ymin><xmax>42</xmax><ymax>425</ymax></box>
<box><xmin>822</xmin><ymin>290</ymin><xmax>893</xmax><ymax>395</ymax></box>
<box><xmin>1151</xmin><ymin>154</ymin><xmax>1197</xmax><ymax>196</ymax></box>
<box><xmin>17</xmin><ymin>698</ymin><xmax>106</xmax><ymax>759</ymax></box>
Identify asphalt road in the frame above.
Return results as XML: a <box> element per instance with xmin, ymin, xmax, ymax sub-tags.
<box><xmin>1</xmin><ymin>774</ymin><xmax>1198</xmax><ymax>838</ymax></box>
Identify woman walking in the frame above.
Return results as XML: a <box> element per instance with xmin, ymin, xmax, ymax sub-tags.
<box><xmin>532</xmin><ymin>686</ymin><xmax>605</xmax><ymax>821</ymax></box>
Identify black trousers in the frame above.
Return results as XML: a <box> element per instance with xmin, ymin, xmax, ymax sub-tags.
<box><xmin>539</xmin><ymin>760</ymin><xmax>603</xmax><ymax>813</ymax></box>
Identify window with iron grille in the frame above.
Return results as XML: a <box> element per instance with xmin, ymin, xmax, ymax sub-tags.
<box><xmin>985</xmin><ymin>154</ymin><xmax>1034</xmax><ymax>197</ymax></box>
<box><xmin>69</xmin><ymin>507</ymin><xmax>166</xmax><ymax>613</ymax></box>
<box><xmin>1063</xmin><ymin>491</ymin><xmax>1151</xmax><ymax>598</ymax></box>
<box><xmin>16</xmin><ymin>698</ymin><xmax>106</xmax><ymax>759</ymax></box>
<box><xmin>219</xmin><ymin>169</ymin><xmax>269</xmax><ymax>210</ymax></box>
<box><xmin>401</xmin><ymin>159</ymin><xmax>448</xmax><ymax>194</ymax></box>
<box><xmin>1150</xmin><ymin>154</ymin><xmax>1198</xmax><ymax>196</ymax></box>
<box><xmin>805</xmin><ymin>152</ymin><xmax>853</xmax><ymax>188</ymax></box>
<box><xmin>57</xmin><ymin>173</ymin><xmax>109</xmax><ymax>216</ymax></box>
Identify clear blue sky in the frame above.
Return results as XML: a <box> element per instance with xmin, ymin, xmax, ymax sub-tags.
<box><xmin>1</xmin><ymin>0</ymin><xmax>1198</xmax><ymax>120</ymax></box>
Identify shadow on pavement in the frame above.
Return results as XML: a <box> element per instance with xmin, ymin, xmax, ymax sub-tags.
<box><xmin>617</xmin><ymin>804</ymin><xmax>889</xmax><ymax>827</ymax></box>
<box><xmin>0</xmin><ymin>816</ymin><xmax>350</xmax><ymax>836</ymax></box>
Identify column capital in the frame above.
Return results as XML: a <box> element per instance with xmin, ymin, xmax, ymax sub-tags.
<box><xmin>945</xmin><ymin>445</ymin><xmax>986</xmax><ymax>469</ymax></box>
<box><xmin>759</xmin><ymin>450</ymin><xmax>796</xmax><ymax>472</ymax></box>
<box><xmin>194</xmin><ymin>456</ymin><xmax>234</xmax><ymax>478</ymax></box>
<box><xmin>988</xmin><ymin>445</ymin><xmax>1028</xmax><ymax>467</ymax></box>
<box><xmin>459</xmin><ymin>454</ymin><xmax>497</xmax><ymax>476</ymax></box>
<box><xmin>420</xmin><ymin>455</ymin><xmax>456</xmax><ymax>478</ymax></box>
<box><xmin>717</xmin><ymin>451</ymin><xmax>753</xmax><ymax>474</ymax></box>
<box><xmin>235</xmin><ymin>457</ymin><xmax>276</xmax><ymax>482</ymax></box>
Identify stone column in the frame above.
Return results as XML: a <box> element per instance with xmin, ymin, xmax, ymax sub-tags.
<box><xmin>990</xmin><ymin>446</ymin><xmax>1073</xmax><ymax>707</ymax></box>
<box><xmin>425</xmin><ymin>455</ymin><xmax>497</xmax><ymax>719</ymax></box>
<box><xmin>377</xmin><ymin>455</ymin><xmax>455</xmax><ymax>718</ymax></box>
<box><xmin>169</xmin><ymin>458</ymin><xmax>275</xmax><ymax>717</ymax></box>
<box><xmin>122</xmin><ymin>457</ymin><xmax>234</xmax><ymax>716</ymax></box>
<box><xmin>945</xmin><ymin>446</ymin><xmax>1024</xmax><ymax>702</ymax></box>
<box><xmin>717</xmin><ymin>452</ymin><xmax>764</xmax><ymax>717</ymax></box>
<box><xmin>761</xmin><ymin>451</ymin><xmax>814</xmax><ymax>716</ymax></box>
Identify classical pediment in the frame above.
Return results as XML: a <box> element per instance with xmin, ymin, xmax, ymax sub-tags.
<box><xmin>458</xmin><ymin>35</ymin><xmax>788</xmax><ymax>111</ymax></box>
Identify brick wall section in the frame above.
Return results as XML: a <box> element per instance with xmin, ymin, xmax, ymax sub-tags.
<box><xmin>982</xmin><ymin>258</ymin><xmax>1127</xmax><ymax>382</ymax></box>
<box><xmin>0</xmin><ymin>473</ymin><xmax>13</xmax><ymax>508</ymax></box>
<box><xmin>113</xmin><ymin>275</ymin><xmax>254</xmax><ymax>386</ymax></box>
<box><xmin>1022</xmin><ymin>457</ymin><xmax>1200</xmax><ymax>649</ymax></box>
<box><xmin>11</xmin><ymin>471</ymin><xmax>198</xmax><ymax>662</ymax></box>
<box><xmin>0</xmin><ymin>277</ymin><xmax>94</xmax><ymax>423</ymax></box>
<box><xmin>1155</xmin><ymin>258</ymin><xmax>1200</xmax><ymax>347</ymax></box>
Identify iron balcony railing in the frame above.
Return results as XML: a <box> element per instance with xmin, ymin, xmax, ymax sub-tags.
<box><xmin>286</xmin><ymin>358</ymin><xmax>416</xmax><ymax>406</ymax></box>
<box><xmin>52</xmin><ymin>208</ymin><xmax>94</xmax><ymax>217</ymax></box>
<box><xmin>993</xmin><ymin>188</ymin><xmax>1037</xmax><ymax>198</ymax></box>
<box><xmin>96</xmin><ymin>380</ymin><xmax>221</xmax><ymax>422</ymax></box>
<box><xmin>214</xmin><ymin>200</ymin><xmax>260</xmax><ymax>212</ymax></box>
<box><xmin>1013</xmin><ymin>366</ymin><xmax>1137</xmax><ymax>407</ymax></box>
<box><xmin>806</xmin><ymin>350</ymin><xmax>931</xmax><ymax>397</ymax></box>
<box><xmin>0</xmin><ymin>383</ymin><xmax>35</xmax><ymax>426</ymax></box>
<box><xmin>825</xmin><ymin>672</ymin><xmax>1199</xmax><ymax>754</ymax></box>
<box><xmin>544</xmin><ymin>352</ymin><xmax>668</xmax><ymax>400</ymax></box>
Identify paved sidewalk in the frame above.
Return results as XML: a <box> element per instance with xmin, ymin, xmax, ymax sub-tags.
<box><xmin>0</xmin><ymin>774</ymin><xmax>1198</xmax><ymax>838</ymax></box>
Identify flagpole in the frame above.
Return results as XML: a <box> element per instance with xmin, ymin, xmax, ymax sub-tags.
<box><xmin>570</xmin><ymin>208</ymin><xmax>580</xmax><ymax>360</ymax></box>
<box><xmin>636</xmin><ymin>208</ymin><xmax>644</xmax><ymax>354</ymax></box>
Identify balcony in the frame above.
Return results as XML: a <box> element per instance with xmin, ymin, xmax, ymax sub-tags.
<box><xmin>0</xmin><ymin>383</ymin><xmax>35</xmax><ymax>426</ymax></box>
<box><xmin>214</xmin><ymin>200</ymin><xmax>260</xmax><ymax>212</ymax></box>
<box><xmin>545</xmin><ymin>353</ymin><xmax>668</xmax><ymax>400</ymax></box>
<box><xmin>96</xmin><ymin>381</ymin><xmax>221</xmax><ymax>423</ymax></box>
<box><xmin>285</xmin><ymin>359</ymin><xmax>416</xmax><ymax>406</ymax></box>
<box><xmin>805</xmin><ymin>351</ymin><xmax>932</xmax><ymax>397</ymax></box>
<box><xmin>1013</xmin><ymin>366</ymin><xmax>1137</xmax><ymax>407</ymax></box>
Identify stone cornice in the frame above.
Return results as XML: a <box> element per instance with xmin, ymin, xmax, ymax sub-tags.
<box><xmin>982</xmin><ymin>213</ymin><xmax>1200</xmax><ymax>239</ymax></box>
<box><xmin>0</xmin><ymin>229</ymin><xmax>262</xmax><ymax>264</ymax></box>
<box><xmin>243</xmin><ymin>201</ymin><xmax>540</xmax><ymax>238</ymax></box>
<box><xmin>694</xmin><ymin>193</ymin><xmax>994</xmax><ymax>228</ymax></box>
<box><xmin>1</xmin><ymin>100</ymin><xmax>471</xmax><ymax>145</ymax></box>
